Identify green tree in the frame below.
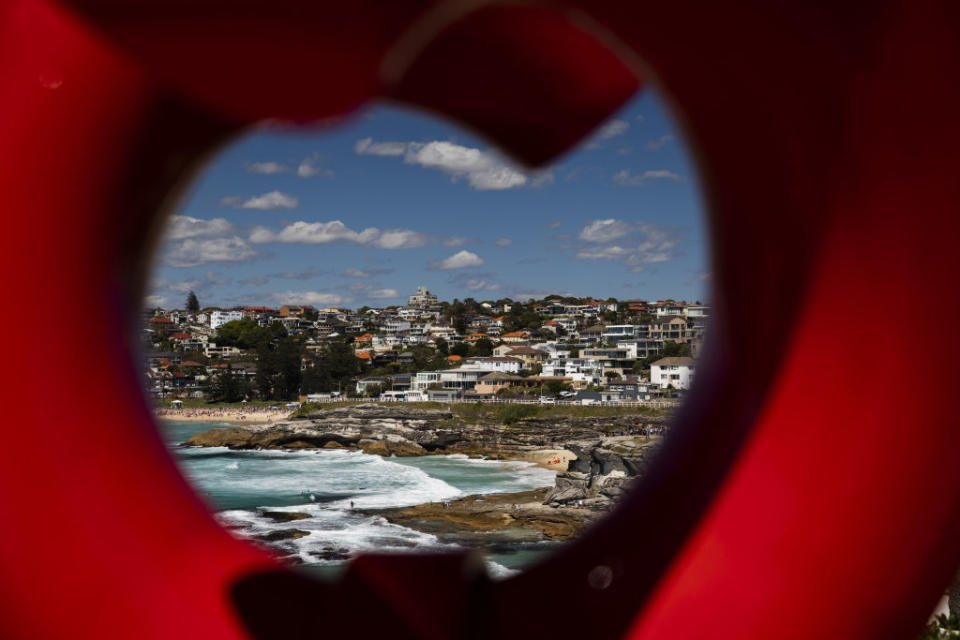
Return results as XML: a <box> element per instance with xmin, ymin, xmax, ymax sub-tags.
<box><xmin>301</xmin><ymin>340</ymin><xmax>360</xmax><ymax>393</ymax></box>
<box><xmin>544</xmin><ymin>379</ymin><xmax>566</xmax><ymax>395</ymax></box>
<box><xmin>435</xmin><ymin>338</ymin><xmax>449</xmax><ymax>355</ymax></box>
<box><xmin>216</xmin><ymin>318</ymin><xmax>288</xmax><ymax>350</ymax></box>
<box><xmin>186</xmin><ymin>290</ymin><xmax>200</xmax><ymax>313</ymax></box>
<box><xmin>450</xmin><ymin>342</ymin><xmax>470</xmax><ymax>357</ymax></box>
<box><xmin>473</xmin><ymin>337</ymin><xmax>493</xmax><ymax>357</ymax></box>
<box><xmin>207</xmin><ymin>366</ymin><xmax>249</xmax><ymax>402</ymax></box>
<box><xmin>252</xmin><ymin>336</ymin><xmax>302</xmax><ymax>400</ymax></box>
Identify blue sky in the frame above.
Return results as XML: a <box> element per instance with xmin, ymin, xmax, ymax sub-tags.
<box><xmin>148</xmin><ymin>89</ymin><xmax>709</xmax><ymax>310</ymax></box>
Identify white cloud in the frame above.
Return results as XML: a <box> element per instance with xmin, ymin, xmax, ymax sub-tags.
<box><xmin>595</xmin><ymin>119</ymin><xmax>629</xmax><ymax>140</ymax></box>
<box><xmin>251</xmin><ymin>220</ymin><xmax>370</xmax><ymax>244</ymax></box>
<box><xmin>356</xmin><ymin>138</ymin><xmax>540</xmax><ymax>191</ymax></box>
<box><xmin>250</xmin><ymin>220</ymin><xmax>433</xmax><ymax>249</ymax></box>
<box><xmin>152</xmin><ymin>271</ymin><xmax>230</xmax><ymax>295</ymax></box>
<box><xmin>354</xmin><ymin>138</ymin><xmax>408</xmax><ymax>156</ymax></box>
<box><xmin>434</xmin><ymin>250</ymin><xmax>484</xmax><ymax>270</ymax></box>
<box><xmin>406</xmin><ymin>141</ymin><xmax>527</xmax><ymax>190</ymax></box>
<box><xmin>375</xmin><ymin>229</ymin><xmax>433</xmax><ymax>249</ymax></box>
<box><xmin>579</xmin><ymin>219</ymin><xmax>633</xmax><ymax>243</ymax></box>
<box><xmin>297</xmin><ymin>156</ymin><xmax>334</xmax><ymax>178</ymax></box>
<box><xmin>626</xmin><ymin>224</ymin><xmax>681</xmax><ymax>265</ymax></box>
<box><xmin>342</xmin><ymin>268</ymin><xmax>373</xmax><ymax>278</ymax></box>
<box><xmin>495</xmin><ymin>238</ymin><xmax>513</xmax><ymax>247</ymax></box>
<box><xmin>222</xmin><ymin>190</ymin><xmax>299</xmax><ymax>210</ymax></box>
<box><xmin>159</xmin><ymin>216</ymin><xmax>256</xmax><ymax>267</ymax></box>
<box><xmin>462</xmin><ymin>278</ymin><xmax>500</xmax><ymax>291</ymax></box>
<box><xmin>443</xmin><ymin>236</ymin><xmax>471</xmax><ymax>247</ymax></box>
<box><xmin>246</xmin><ymin>161</ymin><xmax>289</xmax><ymax>174</ymax></box>
<box><xmin>267</xmin><ymin>291</ymin><xmax>348</xmax><ymax>306</ymax></box>
<box><xmin>165</xmin><ymin>215</ymin><xmax>235</xmax><ymax>240</ymax></box>
<box><xmin>367</xmin><ymin>288</ymin><xmax>399</xmax><ymax>299</ymax></box>
<box><xmin>512</xmin><ymin>289</ymin><xmax>566</xmax><ymax>301</ymax></box>
<box><xmin>576</xmin><ymin>245</ymin><xmax>630</xmax><ymax>260</ymax></box>
<box><xmin>612</xmin><ymin>170</ymin><xmax>682</xmax><ymax>186</ymax></box>
<box><xmin>574</xmin><ymin>223</ymin><xmax>681</xmax><ymax>271</ymax></box>
<box><xmin>644</xmin><ymin>135</ymin><xmax>674</xmax><ymax>151</ymax></box>
<box><xmin>163</xmin><ymin>237</ymin><xmax>257</xmax><ymax>268</ymax></box>
<box><xmin>144</xmin><ymin>295</ymin><xmax>168</xmax><ymax>308</ymax></box>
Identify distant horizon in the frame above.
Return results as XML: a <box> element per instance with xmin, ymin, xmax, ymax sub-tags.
<box><xmin>148</xmin><ymin>89</ymin><xmax>709</xmax><ymax>310</ymax></box>
<box><xmin>148</xmin><ymin>289</ymin><xmax>707</xmax><ymax>312</ymax></box>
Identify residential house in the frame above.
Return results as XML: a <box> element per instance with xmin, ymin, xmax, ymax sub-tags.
<box><xmin>650</xmin><ymin>356</ymin><xmax>696</xmax><ymax>389</ymax></box>
<box><xmin>581</xmin><ymin>347</ymin><xmax>636</xmax><ymax>377</ymax></box>
<box><xmin>149</xmin><ymin>316</ymin><xmax>175</xmax><ymax>336</ymax></box>
<box><xmin>407</xmin><ymin>285</ymin><xmax>438</xmax><ymax>308</ymax></box>
<box><xmin>501</xmin><ymin>330</ymin><xmax>532</xmax><ymax>344</ymax></box>
<box><xmin>578</xmin><ymin>325</ymin><xmax>605</xmax><ymax>344</ymax></box>
<box><xmin>357</xmin><ymin>377</ymin><xmax>390</xmax><ymax>394</ymax></box>
<box><xmin>210</xmin><ymin>310</ymin><xmax>243</xmax><ymax>329</ymax></box>
<box><xmin>461</xmin><ymin>356</ymin><xmax>523</xmax><ymax>373</ymax></box>
<box><xmin>576</xmin><ymin>390</ymin><xmax>623</xmax><ymax>405</ymax></box>
<box><xmin>504</xmin><ymin>346</ymin><xmax>548</xmax><ymax>369</ymax></box>
<box><xmin>279</xmin><ymin>305</ymin><xmax>316</xmax><ymax>318</ymax></box>
<box><xmin>474</xmin><ymin>372</ymin><xmax>526</xmax><ymax>395</ymax></box>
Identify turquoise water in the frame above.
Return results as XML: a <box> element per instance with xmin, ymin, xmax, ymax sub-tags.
<box><xmin>164</xmin><ymin>421</ymin><xmax>558</xmax><ymax>575</ymax></box>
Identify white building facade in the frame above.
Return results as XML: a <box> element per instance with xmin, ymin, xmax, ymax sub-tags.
<box><xmin>210</xmin><ymin>310</ymin><xmax>243</xmax><ymax>329</ymax></box>
<box><xmin>650</xmin><ymin>356</ymin><xmax>696</xmax><ymax>390</ymax></box>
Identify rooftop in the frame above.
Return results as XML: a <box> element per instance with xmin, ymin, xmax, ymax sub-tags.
<box><xmin>651</xmin><ymin>357</ymin><xmax>695</xmax><ymax>367</ymax></box>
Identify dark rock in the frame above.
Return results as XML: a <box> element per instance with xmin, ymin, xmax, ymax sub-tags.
<box><xmin>256</xmin><ymin>529</ymin><xmax>310</xmax><ymax>542</ymax></box>
<box><xmin>593</xmin><ymin>448</ymin><xmax>628</xmax><ymax>475</ymax></box>
<box><xmin>564</xmin><ymin>444</ymin><xmax>594</xmax><ymax>474</ymax></box>
<box><xmin>308</xmin><ymin>546</ymin><xmax>350</xmax><ymax>561</ymax></box>
<box><xmin>544</xmin><ymin>472</ymin><xmax>590</xmax><ymax>504</ymax></box>
<box><xmin>260</xmin><ymin>511</ymin><xmax>311</xmax><ymax>523</ymax></box>
<box><xmin>599</xmin><ymin>476</ymin><xmax>631</xmax><ymax>499</ymax></box>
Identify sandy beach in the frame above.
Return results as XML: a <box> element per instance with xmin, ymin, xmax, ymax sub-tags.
<box><xmin>514</xmin><ymin>448</ymin><xmax>575</xmax><ymax>471</ymax></box>
<box><xmin>156</xmin><ymin>409</ymin><xmax>291</xmax><ymax>425</ymax></box>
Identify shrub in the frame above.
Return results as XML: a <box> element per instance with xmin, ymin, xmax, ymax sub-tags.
<box><xmin>496</xmin><ymin>404</ymin><xmax>538</xmax><ymax>425</ymax></box>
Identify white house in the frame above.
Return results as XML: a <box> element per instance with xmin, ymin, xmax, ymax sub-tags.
<box><xmin>382</xmin><ymin>319</ymin><xmax>411</xmax><ymax>333</ymax></box>
<box><xmin>407</xmin><ymin>285</ymin><xmax>438</xmax><ymax>308</ymax></box>
<box><xmin>650</xmin><ymin>356</ymin><xmax>696</xmax><ymax>390</ymax></box>
<box><xmin>602</xmin><ymin>325</ymin><xmax>639</xmax><ymax>342</ymax></box>
<box><xmin>210</xmin><ymin>310</ymin><xmax>243</xmax><ymax>329</ymax></box>
<box><xmin>461</xmin><ymin>357</ymin><xmax>523</xmax><ymax>374</ymax></box>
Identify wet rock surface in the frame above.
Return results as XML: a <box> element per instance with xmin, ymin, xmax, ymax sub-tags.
<box><xmin>364</xmin><ymin>438</ymin><xmax>662</xmax><ymax>547</ymax></box>
<box><xmin>181</xmin><ymin>404</ymin><xmax>667</xmax><ymax>465</ymax></box>
<box><xmin>260</xmin><ymin>511</ymin><xmax>311</xmax><ymax>523</ymax></box>
<box><xmin>256</xmin><ymin>529</ymin><xmax>310</xmax><ymax>542</ymax></box>
<box><xmin>185</xmin><ymin>404</ymin><xmax>668</xmax><ymax>551</ymax></box>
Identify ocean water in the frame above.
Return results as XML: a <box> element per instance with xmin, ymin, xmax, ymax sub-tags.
<box><xmin>164</xmin><ymin>421</ymin><xmax>558</xmax><ymax>577</ymax></box>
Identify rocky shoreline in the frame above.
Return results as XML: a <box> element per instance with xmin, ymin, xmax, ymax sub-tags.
<box><xmin>360</xmin><ymin>433</ymin><xmax>660</xmax><ymax>547</ymax></box>
<box><xmin>182</xmin><ymin>403</ymin><xmax>668</xmax><ymax>551</ymax></box>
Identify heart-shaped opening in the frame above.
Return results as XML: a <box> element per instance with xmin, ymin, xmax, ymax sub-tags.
<box><xmin>142</xmin><ymin>87</ymin><xmax>710</xmax><ymax>582</ymax></box>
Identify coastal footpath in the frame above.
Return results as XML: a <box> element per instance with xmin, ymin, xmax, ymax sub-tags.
<box><xmin>181</xmin><ymin>403</ymin><xmax>669</xmax><ymax>549</ymax></box>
